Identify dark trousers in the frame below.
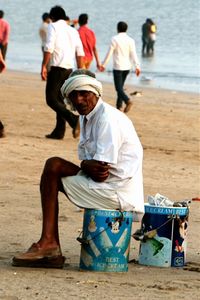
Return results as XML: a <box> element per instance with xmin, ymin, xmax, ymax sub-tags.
<box><xmin>147</xmin><ymin>40</ymin><xmax>155</xmax><ymax>54</ymax></box>
<box><xmin>113</xmin><ymin>70</ymin><xmax>130</xmax><ymax>109</ymax></box>
<box><xmin>142</xmin><ymin>37</ymin><xmax>148</xmax><ymax>54</ymax></box>
<box><xmin>46</xmin><ymin>67</ymin><xmax>78</xmax><ymax>138</ymax></box>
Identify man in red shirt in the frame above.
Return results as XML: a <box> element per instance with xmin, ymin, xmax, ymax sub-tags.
<box><xmin>78</xmin><ymin>14</ymin><xmax>101</xmax><ymax>70</ymax></box>
<box><xmin>0</xmin><ymin>10</ymin><xmax>10</xmax><ymax>60</ymax></box>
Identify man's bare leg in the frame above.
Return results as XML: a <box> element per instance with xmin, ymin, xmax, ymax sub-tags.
<box><xmin>12</xmin><ymin>157</ymin><xmax>80</xmax><ymax>267</ymax></box>
<box><xmin>37</xmin><ymin>157</ymin><xmax>80</xmax><ymax>250</ymax></box>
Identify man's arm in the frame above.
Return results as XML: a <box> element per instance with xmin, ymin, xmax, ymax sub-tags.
<box><xmin>41</xmin><ymin>51</ymin><xmax>51</xmax><ymax>80</ymax></box>
<box><xmin>80</xmin><ymin>159</ymin><xmax>110</xmax><ymax>182</ymax></box>
<box><xmin>76</xmin><ymin>55</ymin><xmax>84</xmax><ymax>69</ymax></box>
<box><xmin>75</xmin><ymin>29</ymin><xmax>85</xmax><ymax>68</ymax></box>
<box><xmin>130</xmin><ymin>39</ymin><xmax>141</xmax><ymax>77</ymax></box>
<box><xmin>101</xmin><ymin>46</ymin><xmax>113</xmax><ymax>69</ymax></box>
<box><xmin>93</xmin><ymin>46</ymin><xmax>101</xmax><ymax>70</ymax></box>
<box><xmin>39</xmin><ymin>27</ymin><xmax>46</xmax><ymax>42</ymax></box>
<box><xmin>100</xmin><ymin>40</ymin><xmax>115</xmax><ymax>72</ymax></box>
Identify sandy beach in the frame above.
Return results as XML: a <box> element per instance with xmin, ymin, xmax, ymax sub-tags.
<box><xmin>0</xmin><ymin>70</ymin><xmax>200</xmax><ymax>300</ymax></box>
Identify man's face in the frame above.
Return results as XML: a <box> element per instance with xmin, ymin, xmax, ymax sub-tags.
<box><xmin>68</xmin><ymin>90</ymin><xmax>98</xmax><ymax>115</ymax></box>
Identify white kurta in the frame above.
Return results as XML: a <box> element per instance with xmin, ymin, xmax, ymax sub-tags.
<box><xmin>78</xmin><ymin>98</ymin><xmax>144</xmax><ymax>212</ymax></box>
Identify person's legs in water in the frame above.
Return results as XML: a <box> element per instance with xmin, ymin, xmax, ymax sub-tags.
<box><xmin>12</xmin><ymin>157</ymin><xmax>80</xmax><ymax>268</ymax></box>
<box><xmin>149</xmin><ymin>39</ymin><xmax>155</xmax><ymax>54</ymax></box>
<box><xmin>142</xmin><ymin>37</ymin><xmax>147</xmax><ymax>55</ymax></box>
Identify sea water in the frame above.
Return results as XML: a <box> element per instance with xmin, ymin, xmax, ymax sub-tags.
<box><xmin>1</xmin><ymin>0</ymin><xmax>200</xmax><ymax>93</ymax></box>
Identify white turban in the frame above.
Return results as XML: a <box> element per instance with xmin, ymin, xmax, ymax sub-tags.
<box><xmin>61</xmin><ymin>74</ymin><xmax>103</xmax><ymax>101</ymax></box>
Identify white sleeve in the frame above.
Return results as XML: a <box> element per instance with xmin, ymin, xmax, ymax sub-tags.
<box><xmin>102</xmin><ymin>38</ymin><xmax>115</xmax><ymax>67</ymax></box>
<box><xmin>44</xmin><ymin>23</ymin><xmax>55</xmax><ymax>53</ymax></box>
<box><xmin>74</xmin><ymin>30</ymin><xmax>85</xmax><ymax>56</ymax></box>
<box><xmin>129</xmin><ymin>39</ymin><xmax>140</xmax><ymax>69</ymax></box>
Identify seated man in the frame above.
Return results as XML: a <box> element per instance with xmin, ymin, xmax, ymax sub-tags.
<box><xmin>12</xmin><ymin>70</ymin><xmax>144</xmax><ymax>269</ymax></box>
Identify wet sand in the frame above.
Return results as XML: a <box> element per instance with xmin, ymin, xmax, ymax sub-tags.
<box><xmin>0</xmin><ymin>70</ymin><xmax>200</xmax><ymax>300</ymax></box>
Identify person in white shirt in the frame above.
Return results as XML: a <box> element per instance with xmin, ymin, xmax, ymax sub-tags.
<box><xmin>41</xmin><ymin>6</ymin><xmax>85</xmax><ymax>140</ymax></box>
<box><xmin>39</xmin><ymin>12</ymin><xmax>51</xmax><ymax>53</ymax></box>
<box><xmin>39</xmin><ymin>12</ymin><xmax>51</xmax><ymax>71</ymax></box>
<box><xmin>12</xmin><ymin>69</ymin><xmax>144</xmax><ymax>269</ymax></box>
<box><xmin>101</xmin><ymin>21</ymin><xmax>140</xmax><ymax>113</ymax></box>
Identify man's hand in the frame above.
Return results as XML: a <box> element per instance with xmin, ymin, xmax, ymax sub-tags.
<box><xmin>41</xmin><ymin>65</ymin><xmax>47</xmax><ymax>81</ymax></box>
<box><xmin>41</xmin><ymin>51</ymin><xmax>51</xmax><ymax>81</ymax></box>
<box><xmin>135</xmin><ymin>67</ymin><xmax>141</xmax><ymax>77</ymax></box>
<box><xmin>81</xmin><ymin>160</ymin><xmax>110</xmax><ymax>182</ymax></box>
<box><xmin>98</xmin><ymin>64</ymin><xmax>105</xmax><ymax>72</ymax></box>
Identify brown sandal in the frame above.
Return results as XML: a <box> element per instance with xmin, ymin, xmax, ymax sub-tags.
<box><xmin>12</xmin><ymin>243</ymin><xmax>65</xmax><ymax>269</ymax></box>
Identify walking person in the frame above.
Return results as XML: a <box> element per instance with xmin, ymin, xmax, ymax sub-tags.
<box><xmin>41</xmin><ymin>6</ymin><xmax>85</xmax><ymax>140</ymax></box>
<box><xmin>78</xmin><ymin>13</ymin><xmax>101</xmax><ymax>70</ymax></box>
<box><xmin>39</xmin><ymin>12</ymin><xmax>51</xmax><ymax>54</ymax></box>
<box><xmin>0</xmin><ymin>49</ymin><xmax>6</xmax><ymax>138</ymax></box>
<box><xmin>39</xmin><ymin>12</ymin><xmax>51</xmax><ymax>71</ymax></box>
<box><xmin>101</xmin><ymin>21</ymin><xmax>140</xmax><ymax>112</ymax></box>
<box><xmin>0</xmin><ymin>10</ymin><xmax>10</xmax><ymax>60</ymax></box>
<box><xmin>12</xmin><ymin>69</ymin><xmax>144</xmax><ymax>268</ymax></box>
